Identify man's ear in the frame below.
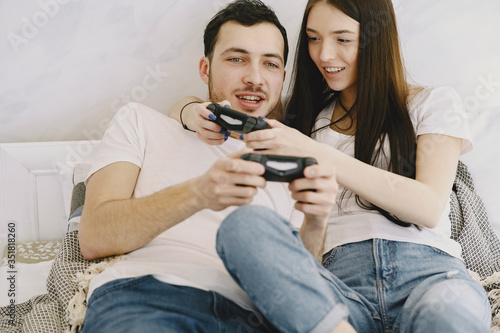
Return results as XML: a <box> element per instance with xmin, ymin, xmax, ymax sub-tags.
<box><xmin>199</xmin><ymin>57</ymin><xmax>210</xmax><ymax>85</ymax></box>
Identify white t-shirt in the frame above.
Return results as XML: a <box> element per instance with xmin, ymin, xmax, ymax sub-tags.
<box><xmin>85</xmin><ymin>102</ymin><xmax>294</xmax><ymax>311</ymax></box>
<box><xmin>303</xmin><ymin>86</ymin><xmax>472</xmax><ymax>258</ymax></box>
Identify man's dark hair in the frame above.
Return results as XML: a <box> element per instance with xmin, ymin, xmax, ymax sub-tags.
<box><xmin>204</xmin><ymin>0</ymin><xmax>289</xmax><ymax>65</ymax></box>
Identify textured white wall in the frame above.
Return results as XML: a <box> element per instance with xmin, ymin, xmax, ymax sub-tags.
<box><xmin>0</xmin><ymin>0</ymin><xmax>499</xmax><ymax>143</ymax></box>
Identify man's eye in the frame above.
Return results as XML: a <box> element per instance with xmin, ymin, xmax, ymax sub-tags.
<box><xmin>229</xmin><ymin>58</ymin><xmax>243</xmax><ymax>63</ymax></box>
<box><xmin>267</xmin><ymin>62</ymin><xmax>279</xmax><ymax>69</ymax></box>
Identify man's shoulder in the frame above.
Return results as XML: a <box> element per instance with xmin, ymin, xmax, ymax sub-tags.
<box><xmin>114</xmin><ymin>102</ymin><xmax>169</xmax><ymax>121</ymax></box>
<box><xmin>111</xmin><ymin>102</ymin><xmax>182</xmax><ymax>133</ymax></box>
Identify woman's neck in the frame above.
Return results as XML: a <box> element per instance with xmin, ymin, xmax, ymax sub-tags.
<box><xmin>338</xmin><ymin>89</ymin><xmax>356</xmax><ymax>110</ymax></box>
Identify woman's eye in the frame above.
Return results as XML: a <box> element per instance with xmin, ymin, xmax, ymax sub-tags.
<box><xmin>338</xmin><ymin>39</ymin><xmax>351</xmax><ymax>44</ymax></box>
<box><xmin>307</xmin><ymin>35</ymin><xmax>319</xmax><ymax>42</ymax></box>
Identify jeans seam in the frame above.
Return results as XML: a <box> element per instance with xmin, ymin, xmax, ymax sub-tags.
<box><xmin>386</xmin><ymin>241</ymin><xmax>397</xmax><ymax>286</ymax></box>
<box><xmin>377</xmin><ymin>278</ymin><xmax>391</xmax><ymax>332</ymax></box>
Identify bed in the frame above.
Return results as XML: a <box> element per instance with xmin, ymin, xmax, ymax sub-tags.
<box><xmin>1</xmin><ymin>106</ymin><xmax>500</xmax><ymax>331</ymax></box>
<box><xmin>0</xmin><ymin>141</ymin><xmax>95</xmax><ymax>302</ymax></box>
<box><xmin>1</xmin><ymin>0</ymin><xmax>499</xmax><ymax>331</ymax></box>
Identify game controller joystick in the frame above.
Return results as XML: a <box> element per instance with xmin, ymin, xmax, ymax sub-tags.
<box><xmin>241</xmin><ymin>153</ymin><xmax>318</xmax><ymax>182</ymax></box>
<box><xmin>206</xmin><ymin>103</ymin><xmax>270</xmax><ymax>134</ymax></box>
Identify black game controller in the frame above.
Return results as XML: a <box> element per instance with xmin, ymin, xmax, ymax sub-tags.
<box><xmin>241</xmin><ymin>153</ymin><xmax>318</xmax><ymax>182</ymax></box>
<box><xmin>206</xmin><ymin>103</ymin><xmax>270</xmax><ymax>134</ymax></box>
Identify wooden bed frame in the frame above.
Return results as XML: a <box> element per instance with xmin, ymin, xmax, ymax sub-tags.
<box><xmin>0</xmin><ymin>140</ymin><xmax>98</xmax><ymax>251</ymax></box>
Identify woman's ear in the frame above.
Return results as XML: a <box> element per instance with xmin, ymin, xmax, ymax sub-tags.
<box><xmin>199</xmin><ymin>57</ymin><xmax>210</xmax><ymax>85</ymax></box>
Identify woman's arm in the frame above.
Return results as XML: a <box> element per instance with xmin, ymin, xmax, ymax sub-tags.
<box><xmin>329</xmin><ymin>133</ymin><xmax>461</xmax><ymax>228</ymax></box>
<box><xmin>243</xmin><ymin>120</ymin><xmax>462</xmax><ymax>229</ymax></box>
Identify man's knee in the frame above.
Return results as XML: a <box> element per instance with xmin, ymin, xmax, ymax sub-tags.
<box><xmin>216</xmin><ymin>205</ymin><xmax>286</xmax><ymax>255</ymax></box>
<box><xmin>218</xmin><ymin>205</ymin><xmax>276</xmax><ymax>237</ymax></box>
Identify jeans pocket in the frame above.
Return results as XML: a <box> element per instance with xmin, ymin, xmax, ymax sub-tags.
<box><xmin>322</xmin><ymin>247</ymin><xmax>338</xmax><ymax>268</ymax></box>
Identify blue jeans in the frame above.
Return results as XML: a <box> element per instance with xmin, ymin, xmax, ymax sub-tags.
<box><xmin>81</xmin><ymin>275</ymin><xmax>279</xmax><ymax>333</ymax></box>
<box><xmin>216</xmin><ymin>205</ymin><xmax>491</xmax><ymax>333</ymax></box>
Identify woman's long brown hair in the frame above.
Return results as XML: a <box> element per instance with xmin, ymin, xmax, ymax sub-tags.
<box><xmin>284</xmin><ymin>0</ymin><xmax>417</xmax><ymax>227</ymax></box>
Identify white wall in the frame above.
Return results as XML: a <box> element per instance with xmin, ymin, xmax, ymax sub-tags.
<box><xmin>0</xmin><ymin>0</ymin><xmax>499</xmax><ymax>143</ymax></box>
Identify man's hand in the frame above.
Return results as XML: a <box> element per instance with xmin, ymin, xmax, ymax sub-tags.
<box><xmin>193</xmin><ymin>101</ymin><xmax>233</xmax><ymax>145</ymax></box>
<box><xmin>170</xmin><ymin>97</ymin><xmax>229</xmax><ymax>145</ymax></box>
<box><xmin>192</xmin><ymin>149</ymin><xmax>266</xmax><ymax>211</ymax></box>
<box><xmin>179</xmin><ymin>99</ymin><xmax>233</xmax><ymax>145</ymax></box>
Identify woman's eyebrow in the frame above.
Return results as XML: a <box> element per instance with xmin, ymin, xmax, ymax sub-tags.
<box><xmin>306</xmin><ymin>27</ymin><xmax>356</xmax><ymax>35</ymax></box>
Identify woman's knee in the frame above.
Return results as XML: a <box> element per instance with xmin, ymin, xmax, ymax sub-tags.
<box><xmin>406</xmin><ymin>278</ymin><xmax>490</xmax><ymax>332</ymax></box>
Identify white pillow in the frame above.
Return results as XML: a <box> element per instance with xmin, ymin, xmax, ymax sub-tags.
<box><xmin>461</xmin><ymin>106</ymin><xmax>500</xmax><ymax>237</ymax></box>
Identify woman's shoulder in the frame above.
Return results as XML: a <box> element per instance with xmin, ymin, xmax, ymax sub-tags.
<box><xmin>406</xmin><ymin>85</ymin><xmax>463</xmax><ymax>109</ymax></box>
<box><xmin>406</xmin><ymin>84</ymin><xmax>425</xmax><ymax>105</ymax></box>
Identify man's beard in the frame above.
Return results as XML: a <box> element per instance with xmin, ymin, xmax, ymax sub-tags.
<box><xmin>206</xmin><ymin>69</ymin><xmax>282</xmax><ymax>119</ymax></box>
<box><xmin>208</xmin><ymin>76</ymin><xmax>225</xmax><ymax>103</ymax></box>
<box><xmin>207</xmin><ymin>71</ymin><xmax>271</xmax><ymax>110</ymax></box>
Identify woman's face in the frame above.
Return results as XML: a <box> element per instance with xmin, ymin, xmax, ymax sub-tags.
<box><xmin>306</xmin><ymin>3</ymin><xmax>360</xmax><ymax>99</ymax></box>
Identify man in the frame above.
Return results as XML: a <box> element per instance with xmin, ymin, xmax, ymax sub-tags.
<box><xmin>79</xmin><ymin>1</ymin><xmax>339</xmax><ymax>332</ymax></box>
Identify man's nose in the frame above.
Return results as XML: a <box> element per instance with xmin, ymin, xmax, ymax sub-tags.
<box><xmin>243</xmin><ymin>63</ymin><xmax>264</xmax><ymax>86</ymax></box>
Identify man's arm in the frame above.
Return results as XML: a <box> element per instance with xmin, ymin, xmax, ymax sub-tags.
<box><xmin>79</xmin><ymin>151</ymin><xmax>265</xmax><ymax>260</ymax></box>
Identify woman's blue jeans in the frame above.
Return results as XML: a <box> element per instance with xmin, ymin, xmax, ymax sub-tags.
<box><xmin>216</xmin><ymin>205</ymin><xmax>491</xmax><ymax>333</ymax></box>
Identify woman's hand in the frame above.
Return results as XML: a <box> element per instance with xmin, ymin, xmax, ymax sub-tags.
<box><xmin>243</xmin><ymin>119</ymin><xmax>333</xmax><ymax>165</ymax></box>
<box><xmin>292</xmin><ymin>163</ymin><xmax>338</xmax><ymax>261</ymax></box>
<box><xmin>290</xmin><ymin>163</ymin><xmax>338</xmax><ymax>222</ymax></box>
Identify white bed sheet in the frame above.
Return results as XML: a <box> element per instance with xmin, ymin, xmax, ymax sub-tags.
<box><xmin>0</xmin><ymin>260</ymin><xmax>53</xmax><ymax>307</ymax></box>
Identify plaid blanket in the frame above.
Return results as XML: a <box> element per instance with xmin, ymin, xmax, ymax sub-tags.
<box><xmin>450</xmin><ymin>161</ymin><xmax>500</xmax><ymax>329</ymax></box>
<box><xmin>1</xmin><ymin>161</ymin><xmax>499</xmax><ymax>332</ymax></box>
<box><xmin>0</xmin><ymin>231</ymin><xmax>111</xmax><ymax>333</ymax></box>
<box><xmin>0</xmin><ymin>230</ymin><xmax>122</xmax><ymax>333</ymax></box>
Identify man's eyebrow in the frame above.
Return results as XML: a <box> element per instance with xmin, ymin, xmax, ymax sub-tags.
<box><xmin>221</xmin><ymin>47</ymin><xmax>249</xmax><ymax>56</ymax></box>
<box><xmin>306</xmin><ymin>27</ymin><xmax>356</xmax><ymax>35</ymax></box>
<box><xmin>221</xmin><ymin>47</ymin><xmax>284</xmax><ymax>64</ymax></box>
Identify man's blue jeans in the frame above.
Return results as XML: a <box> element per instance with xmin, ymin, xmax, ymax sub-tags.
<box><xmin>216</xmin><ymin>205</ymin><xmax>491</xmax><ymax>333</ymax></box>
<box><xmin>81</xmin><ymin>275</ymin><xmax>279</xmax><ymax>332</ymax></box>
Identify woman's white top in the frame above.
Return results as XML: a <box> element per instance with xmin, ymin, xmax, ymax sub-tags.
<box><xmin>304</xmin><ymin>86</ymin><xmax>472</xmax><ymax>258</ymax></box>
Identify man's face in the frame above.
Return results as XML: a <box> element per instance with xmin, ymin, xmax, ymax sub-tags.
<box><xmin>201</xmin><ymin>21</ymin><xmax>286</xmax><ymax>118</ymax></box>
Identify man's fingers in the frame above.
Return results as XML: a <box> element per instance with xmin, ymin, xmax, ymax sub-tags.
<box><xmin>224</xmin><ymin>158</ymin><xmax>266</xmax><ymax>176</ymax></box>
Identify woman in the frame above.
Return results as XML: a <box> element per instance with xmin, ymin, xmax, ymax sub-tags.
<box><xmin>174</xmin><ymin>0</ymin><xmax>491</xmax><ymax>332</ymax></box>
